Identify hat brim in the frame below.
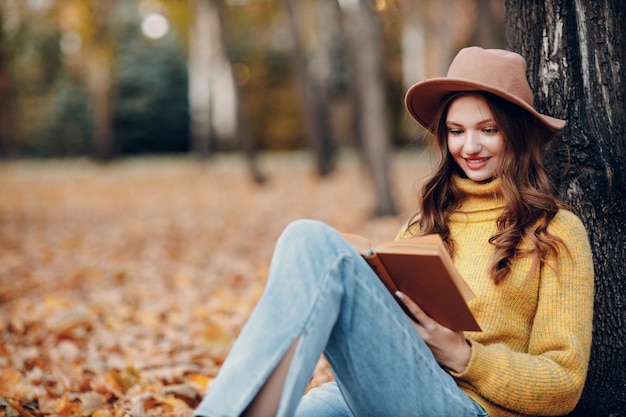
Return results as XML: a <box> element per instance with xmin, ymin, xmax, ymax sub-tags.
<box><xmin>405</xmin><ymin>78</ymin><xmax>566</xmax><ymax>132</ymax></box>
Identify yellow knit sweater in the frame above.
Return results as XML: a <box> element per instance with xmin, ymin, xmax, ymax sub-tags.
<box><xmin>406</xmin><ymin>176</ymin><xmax>594</xmax><ymax>417</ymax></box>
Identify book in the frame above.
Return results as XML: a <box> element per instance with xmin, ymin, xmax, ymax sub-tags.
<box><xmin>342</xmin><ymin>233</ymin><xmax>481</xmax><ymax>332</ymax></box>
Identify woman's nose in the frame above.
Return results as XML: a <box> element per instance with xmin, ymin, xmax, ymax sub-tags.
<box><xmin>462</xmin><ymin>131</ymin><xmax>482</xmax><ymax>154</ymax></box>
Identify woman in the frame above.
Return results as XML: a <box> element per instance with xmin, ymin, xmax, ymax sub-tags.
<box><xmin>194</xmin><ymin>47</ymin><xmax>594</xmax><ymax>417</ymax></box>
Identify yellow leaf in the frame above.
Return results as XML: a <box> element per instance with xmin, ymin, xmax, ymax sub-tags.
<box><xmin>0</xmin><ymin>368</ymin><xmax>21</xmax><ymax>397</ymax></box>
<box><xmin>108</xmin><ymin>367</ymin><xmax>139</xmax><ymax>393</ymax></box>
<box><xmin>202</xmin><ymin>322</ymin><xmax>231</xmax><ymax>344</ymax></box>
<box><xmin>54</xmin><ymin>394</ymin><xmax>80</xmax><ymax>416</ymax></box>
<box><xmin>186</xmin><ymin>373</ymin><xmax>211</xmax><ymax>389</ymax></box>
<box><xmin>151</xmin><ymin>392</ymin><xmax>190</xmax><ymax>411</ymax></box>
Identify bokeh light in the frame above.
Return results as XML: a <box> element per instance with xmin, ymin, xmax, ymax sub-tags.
<box><xmin>141</xmin><ymin>13</ymin><xmax>169</xmax><ymax>40</ymax></box>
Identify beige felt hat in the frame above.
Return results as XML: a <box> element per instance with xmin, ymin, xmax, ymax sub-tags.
<box><xmin>405</xmin><ymin>46</ymin><xmax>566</xmax><ymax>132</ymax></box>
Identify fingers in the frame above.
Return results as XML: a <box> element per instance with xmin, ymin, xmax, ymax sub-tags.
<box><xmin>396</xmin><ymin>291</ymin><xmax>471</xmax><ymax>372</ymax></box>
<box><xmin>395</xmin><ymin>291</ymin><xmax>433</xmax><ymax>328</ymax></box>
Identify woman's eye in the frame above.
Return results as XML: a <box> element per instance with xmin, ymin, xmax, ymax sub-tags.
<box><xmin>448</xmin><ymin>129</ymin><xmax>463</xmax><ymax>135</ymax></box>
<box><xmin>483</xmin><ymin>127</ymin><xmax>499</xmax><ymax>134</ymax></box>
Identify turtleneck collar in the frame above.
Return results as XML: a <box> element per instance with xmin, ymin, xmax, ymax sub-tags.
<box><xmin>450</xmin><ymin>174</ymin><xmax>506</xmax><ymax>221</ymax></box>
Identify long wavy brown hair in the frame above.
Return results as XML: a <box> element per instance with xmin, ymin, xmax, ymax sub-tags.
<box><xmin>408</xmin><ymin>91</ymin><xmax>565</xmax><ymax>284</ymax></box>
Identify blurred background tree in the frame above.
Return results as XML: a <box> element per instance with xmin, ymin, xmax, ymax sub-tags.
<box><xmin>0</xmin><ymin>0</ymin><xmax>66</xmax><ymax>158</ymax></box>
<box><xmin>0</xmin><ymin>0</ymin><xmax>504</xmax><ymax>216</ymax></box>
<box><xmin>0</xmin><ymin>0</ymin><xmax>504</xmax><ymax>161</ymax></box>
<box><xmin>0</xmin><ymin>0</ymin><xmax>504</xmax><ymax>214</ymax></box>
<box><xmin>113</xmin><ymin>1</ymin><xmax>189</xmax><ymax>155</ymax></box>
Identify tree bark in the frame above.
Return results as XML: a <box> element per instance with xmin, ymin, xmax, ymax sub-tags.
<box><xmin>283</xmin><ymin>0</ymin><xmax>336</xmax><ymax>177</ymax></box>
<box><xmin>313</xmin><ymin>0</ymin><xmax>343</xmax><ymax>151</ymax></box>
<box><xmin>343</xmin><ymin>0</ymin><xmax>397</xmax><ymax>216</ymax></box>
<box><xmin>87</xmin><ymin>47</ymin><xmax>114</xmax><ymax>161</ymax></box>
<box><xmin>400</xmin><ymin>0</ymin><xmax>427</xmax><ymax>91</ymax></box>
<box><xmin>214</xmin><ymin>0</ymin><xmax>265</xmax><ymax>184</ymax></box>
<box><xmin>505</xmin><ymin>1</ymin><xmax>626</xmax><ymax>415</ymax></box>
<box><xmin>0</xmin><ymin>6</ymin><xmax>16</xmax><ymax>158</ymax></box>
<box><xmin>87</xmin><ymin>0</ymin><xmax>116</xmax><ymax>162</ymax></box>
<box><xmin>467</xmin><ymin>0</ymin><xmax>504</xmax><ymax>48</ymax></box>
<box><xmin>188</xmin><ymin>0</ymin><xmax>219</xmax><ymax>158</ymax></box>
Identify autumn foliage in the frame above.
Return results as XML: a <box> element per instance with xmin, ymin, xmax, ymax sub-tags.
<box><xmin>0</xmin><ymin>152</ymin><xmax>429</xmax><ymax>416</ymax></box>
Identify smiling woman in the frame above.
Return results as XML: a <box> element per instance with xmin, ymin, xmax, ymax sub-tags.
<box><xmin>445</xmin><ymin>93</ymin><xmax>504</xmax><ymax>183</ymax></box>
<box><xmin>192</xmin><ymin>47</ymin><xmax>594</xmax><ymax>417</ymax></box>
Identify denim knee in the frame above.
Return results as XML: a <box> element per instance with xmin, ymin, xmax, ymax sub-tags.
<box><xmin>276</xmin><ymin>220</ymin><xmax>345</xmax><ymax>256</ymax></box>
<box><xmin>295</xmin><ymin>382</ymin><xmax>353</xmax><ymax>417</ymax></box>
<box><xmin>279</xmin><ymin>219</ymin><xmax>336</xmax><ymax>243</ymax></box>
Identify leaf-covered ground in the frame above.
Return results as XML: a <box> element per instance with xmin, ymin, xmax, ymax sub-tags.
<box><xmin>0</xmin><ymin>150</ymin><xmax>430</xmax><ymax>416</ymax></box>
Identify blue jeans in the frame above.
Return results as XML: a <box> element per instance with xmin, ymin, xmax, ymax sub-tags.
<box><xmin>194</xmin><ymin>219</ymin><xmax>488</xmax><ymax>417</ymax></box>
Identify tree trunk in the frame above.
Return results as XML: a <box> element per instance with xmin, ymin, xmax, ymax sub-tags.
<box><xmin>283</xmin><ymin>0</ymin><xmax>335</xmax><ymax>177</ymax></box>
<box><xmin>344</xmin><ymin>0</ymin><xmax>397</xmax><ymax>216</ymax></box>
<box><xmin>505</xmin><ymin>1</ymin><xmax>626</xmax><ymax>415</ymax></box>
<box><xmin>0</xmin><ymin>6</ymin><xmax>17</xmax><ymax>159</ymax></box>
<box><xmin>188</xmin><ymin>0</ymin><xmax>219</xmax><ymax>158</ymax></box>
<box><xmin>313</xmin><ymin>0</ymin><xmax>343</xmax><ymax>152</ymax></box>
<box><xmin>87</xmin><ymin>47</ymin><xmax>114</xmax><ymax>161</ymax></box>
<box><xmin>87</xmin><ymin>0</ymin><xmax>116</xmax><ymax>162</ymax></box>
<box><xmin>467</xmin><ymin>0</ymin><xmax>504</xmax><ymax>48</ymax></box>
<box><xmin>400</xmin><ymin>0</ymin><xmax>427</xmax><ymax>91</ymax></box>
<box><xmin>213</xmin><ymin>0</ymin><xmax>265</xmax><ymax>184</ymax></box>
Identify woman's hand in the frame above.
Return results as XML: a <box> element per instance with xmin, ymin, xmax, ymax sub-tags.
<box><xmin>396</xmin><ymin>291</ymin><xmax>471</xmax><ymax>373</ymax></box>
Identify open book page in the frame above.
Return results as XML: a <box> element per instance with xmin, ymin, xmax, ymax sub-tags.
<box><xmin>342</xmin><ymin>233</ymin><xmax>398</xmax><ymax>294</ymax></box>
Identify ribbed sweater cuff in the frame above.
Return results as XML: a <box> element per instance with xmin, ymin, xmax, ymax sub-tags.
<box><xmin>449</xmin><ymin>339</ymin><xmax>490</xmax><ymax>383</ymax></box>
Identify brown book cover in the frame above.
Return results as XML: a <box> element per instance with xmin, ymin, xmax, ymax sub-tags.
<box><xmin>342</xmin><ymin>233</ymin><xmax>481</xmax><ymax>332</ymax></box>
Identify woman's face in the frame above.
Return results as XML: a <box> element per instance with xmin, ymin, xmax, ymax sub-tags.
<box><xmin>446</xmin><ymin>94</ymin><xmax>504</xmax><ymax>182</ymax></box>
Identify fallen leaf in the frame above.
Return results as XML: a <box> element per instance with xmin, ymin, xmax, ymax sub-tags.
<box><xmin>80</xmin><ymin>391</ymin><xmax>107</xmax><ymax>416</ymax></box>
<box><xmin>0</xmin><ymin>369</ymin><xmax>21</xmax><ymax>397</ymax></box>
<box><xmin>0</xmin><ymin>155</ymin><xmax>423</xmax><ymax>415</ymax></box>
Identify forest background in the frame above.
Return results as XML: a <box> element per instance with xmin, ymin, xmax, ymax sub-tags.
<box><xmin>0</xmin><ymin>0</ymin><xmax>504</xmax><ymax>162</ymax></box>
